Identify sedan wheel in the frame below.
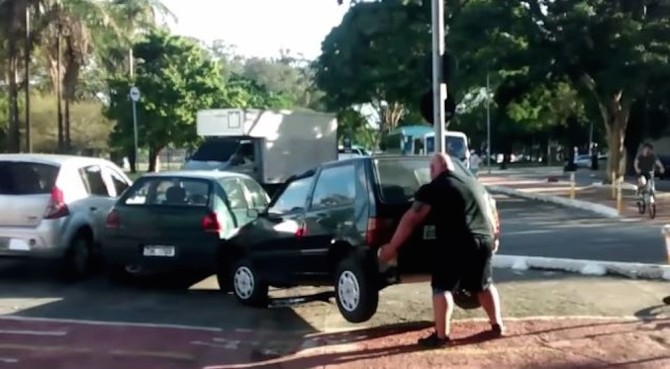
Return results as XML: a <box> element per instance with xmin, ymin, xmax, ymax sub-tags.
<box><xmin>231</xmin><ymin>258</ymin><xmax>268</xmax><ymax>307</ymax></box>
<box><xmin>334</xmin><ymin>257</ymin><xmax>378</xmax><ymax>323</ymax></box>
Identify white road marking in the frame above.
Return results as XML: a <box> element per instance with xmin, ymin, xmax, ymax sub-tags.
<box><xmin>0</xmin><ymin>329</ymin><xmax>67</xmax><ymax>336</ymax></box>
<box><xmin>0</xmin><ymin>316</ymin><xmax>221</xmax><ymax>333</ymax></box>
<box><xmin>0</xmin><ymin>358</ymin><xmax>18</xmax><ymax>364</ymax></box>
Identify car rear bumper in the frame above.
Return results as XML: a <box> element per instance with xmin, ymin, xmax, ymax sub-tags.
<box><xmin>103</xmin><ymin>240</ymin><xmax>220</xmax><ymax>273</ymax></box>
<box><xmin>0</xmin><ymin>221</ymin><xmax>67</xmax><ymax>259</ymax></box>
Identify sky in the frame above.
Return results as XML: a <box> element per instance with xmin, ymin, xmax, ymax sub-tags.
<box><xmin>161</xmin><ymin>0</ymin><xmax>349</xmax><ymax>60</ymax></box>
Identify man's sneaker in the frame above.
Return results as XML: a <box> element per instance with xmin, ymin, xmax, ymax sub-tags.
<box><xmin>417</xmin><ymin>332</ymin><xmax>450</xmax><ymax>348</ymax></box>
<box><xmin>490</xmin><ymin>323</ymin><xmax>506</xmax><ymax>338</ymax></box>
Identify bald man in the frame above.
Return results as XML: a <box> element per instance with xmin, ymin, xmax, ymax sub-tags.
<box><xmin>379</xmin><ymin>153</ymin><xmax>504</xmax><ymax>348</ymax></box>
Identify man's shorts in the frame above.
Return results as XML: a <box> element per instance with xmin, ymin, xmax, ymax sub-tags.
<box><xmin>431</xmin><ymin>237</ymin><xmax>494</xmax><ymax>295</ymax></box>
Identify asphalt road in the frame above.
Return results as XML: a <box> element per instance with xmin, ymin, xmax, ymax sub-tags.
<box><xmin>1</xmin><ymin>257</ymin><xmax>669</xmax><ymax>367</ymax></box>
<box><xmin>496</xmin><ymin>194</ymin><xmax>668</xmax><ymax>263</ymax></box>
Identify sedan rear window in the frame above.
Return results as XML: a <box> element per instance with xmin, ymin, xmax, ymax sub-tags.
<box><xmin>374</xmin><ymin>155</ymin><xmax>471</xmax><ymax>203</ymax></box>
<box><xmin>123</xmin><ymin>177</ymin><xmax>211</xmax><ymax>206</ymax></box>
<box><xmin>0</xmin><ymin>161</ymin><xmax>59</xmax><ymax>195</ymax></box>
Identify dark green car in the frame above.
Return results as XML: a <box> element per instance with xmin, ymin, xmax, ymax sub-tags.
<box><xmin>102</xmin><ymin>171</ymin><xmax>269</xmax><ymax>282</ymax></box>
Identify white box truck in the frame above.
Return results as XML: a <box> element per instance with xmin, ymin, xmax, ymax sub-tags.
<box><xmin>183</xmin><ymin>108</ymin><xmax>338</xmax><ymax>194</ymax></box>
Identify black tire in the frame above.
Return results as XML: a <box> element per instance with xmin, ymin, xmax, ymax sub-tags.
<box><xmin>231</xmin><ymin>258</ymin><xmax>268</xmax><ymax>307</ymax></box>
<box><xmin>216</xmin><ymin>263</ymin><xmax>232</xmax><ymax>293</ymax></box>
<box><xmin>650</xmin><ymin>202</ymin><xmax>657</xmax><ymax>219</ymax></box>
<box><xmin>61</xmin><ymin>232</ymin><xmax>93</xmax><ymax>281</ymax></box>
<box><xmin>334</xmin><ymin>257</ymin><xmax>379</xmax><ymax>323</ymax></box>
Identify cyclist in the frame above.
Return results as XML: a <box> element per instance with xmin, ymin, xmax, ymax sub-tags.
<box><xmin>634</xmin><ymin>143</ymin><xmax>665</xmax><ymax>194</ymax></box>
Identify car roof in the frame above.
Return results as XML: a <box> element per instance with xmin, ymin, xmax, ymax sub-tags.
<box><xmin>0</xmin><ymin>153</ymin><xmax>111</xmax><ymax>167</ymax></box>
<box><xmin>139</xmin><ymin>170</ymin><xmax>251</xmax><ymax>180</ymax></box>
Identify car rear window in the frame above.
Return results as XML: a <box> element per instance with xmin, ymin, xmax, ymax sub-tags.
<box><xmin>374</xmin><ymin>156</ymin><xmax>472</xmax><ymax>203</ymax></box>
<box><xmin>123</xmin><ymin>177</ymin><xmax>211</xmax><ymax>206</ymax></box>
<box><xmin>0</xmin><ymin>161</ymin><xmax>59</xmax><ymax>195</ymax></box>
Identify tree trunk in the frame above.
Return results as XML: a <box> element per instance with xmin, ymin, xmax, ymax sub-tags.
<box><xmin>64</xmin><ymin>99</ymin><xmax>71</xmax><ymax>152</ymax></box>
<box><xmin>6</xmin><ymin>53</ymin><xmax>20</xmax><ymax>153</ymax></box>
<box><xmin>147</xmin><ymin>146</ymin><xmax>161</xmax><ymax>172</ymax></box>
<box><xmin>604</xmin><ymin>109</ymin><xmax>629</xmax><ymax>182</ymax></box>
<box><xmin>127</xmin><ymin>147</ymin><xmax>137</xmax><ymax>173</ymax></box>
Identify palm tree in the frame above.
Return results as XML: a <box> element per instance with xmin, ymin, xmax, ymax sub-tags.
<box><xmin>40</xmin><ymin>0</ymin><xmax>173</xmax><ymax>152</ymax></box>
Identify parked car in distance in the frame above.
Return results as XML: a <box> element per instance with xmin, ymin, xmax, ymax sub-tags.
<box><xmin>103</xmin><ymin>171</ymin><xmax>269</xmax><ymax>284</ymax></box>
<box><xmin>220</xmin><ymin>154</ymin><xmax>500</xmax><ymax>323</ymax></box>
<box><xmin>0</xmin><ymin>154</ymin><xmax>132</xmax><ymax>279</ymax></box>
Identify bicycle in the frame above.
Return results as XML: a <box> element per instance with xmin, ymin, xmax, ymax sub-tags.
<box><xmin>636</xmin><ymin>171</ymin><xmax>657</xmax><ymax>219</ymax></box>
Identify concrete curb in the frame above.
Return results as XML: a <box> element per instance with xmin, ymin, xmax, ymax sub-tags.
<box><xmin>493</xmin><ymin>254</ymin><xmax>670</xmax><ymax>281</ymax></box>
<box><xmin>486</xmin><ymin>185</ymin><xmax>620</xmax><ymax>218</ymax></box>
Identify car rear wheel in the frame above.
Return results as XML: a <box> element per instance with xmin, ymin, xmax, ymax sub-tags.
<box><xmin>231</xmin><ymin>258</ymin><xmax>268</xmax><ymax>307</ymax></box>
<box><xmin>334</xmin><ymin>257</ymin><xmax>378</xmax><ymax>323</ymax></box>
<box><xmin>62</xmin><ymin>232</ymin><xmax>93</xmax><ymax>281</ymax></box>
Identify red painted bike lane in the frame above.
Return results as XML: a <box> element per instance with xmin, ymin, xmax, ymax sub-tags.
<box><xmin>0</xmin><ymin>317</ymin><xmax>304</xmax><ymax>369</ymax></box>
<box><xmin>1</xmin><ymin>316</ymin><xmax>669</xmax><ymax>368</ymax></box>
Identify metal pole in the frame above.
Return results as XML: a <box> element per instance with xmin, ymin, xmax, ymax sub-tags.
<box><xmin>129</xmin><ymin>48</ymin><xmax>134</xmax><ymax>78</ymax></box>
<box><xmin>486</xmin><ymin>71</ymin><xmax>491</xmax><ymax>174</ymax></box>
<box><xmin>431</xmin><ymin>0</ymin><xmax>446</xmax><ymax>154</ymax></box>
<box><xmin>24</xmin><ymin>5</ymin><xmax>31</xmax><ymax>153</ymax></box>
<box><xmin>132</xmin><ymin>100</ymin><xmax>138</xmax><ymax>169</ymax></box>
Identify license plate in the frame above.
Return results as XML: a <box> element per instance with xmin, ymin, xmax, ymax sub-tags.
<box><xmin>143</xmin><ymin>245</ymin><xmax>175</xmax><ymax>257</ymax></box>
<box><xmin>423</xmin><ymin>225</ymin><xmax>436</xmax><ymax>240</ymax></box>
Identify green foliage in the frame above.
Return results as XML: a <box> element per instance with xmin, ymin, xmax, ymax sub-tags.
<box><xmin>315</xmin><ymin>0</ymin><xmax>431</xmax><ymax>131</ymax></box>
<box><xmin>105</xmin><ymin>30</ymin><xmax>226</xmax><ymax>153</ymax></box>
<box><xmin>336</xmin><ymin>107</ymin><xmax>376</xmax><ymax>149</ymax></box>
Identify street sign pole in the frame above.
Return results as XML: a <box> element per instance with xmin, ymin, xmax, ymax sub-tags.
<box><xmin>487</xmin><ymin>71</ymin><xmax>491</xmax><ymax>174</ymax></box>
<box><xmin>431</xmin><ymin>0</ymin><xmax>446</xmax><ymax>154</ymax></box>
<box><xmin>129</xmin><ymin>86</ymin><xmax>140</xmax><ymax>168</ymax></box>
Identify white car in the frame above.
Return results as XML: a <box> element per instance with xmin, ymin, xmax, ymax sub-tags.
<box><xmin>0</xmin><ymin>154</ymin><xmax>132</xmax><ymax>280</ymax></box>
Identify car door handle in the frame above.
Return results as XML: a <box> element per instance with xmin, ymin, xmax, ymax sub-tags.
<box><xmin>90</xmin><ymin>207</ymin><xmax>98</xmax><ymax>212</ymax></box>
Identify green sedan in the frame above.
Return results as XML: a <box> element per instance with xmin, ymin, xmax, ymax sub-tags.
<box><xmin>102</xmin><ymin>171</ymin><xmax>269</xmax><ymax>284</ymax></box>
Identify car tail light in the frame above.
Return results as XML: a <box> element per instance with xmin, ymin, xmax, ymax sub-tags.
<box><xmin>106</xmin><ymin>210</ymin><xmax>121</xmax><ymax>229</ymax></box>
<box><xmin>43</xmin><ymin>186</ymin><xmax>70</xmax><ymax>219</ymax></box>
<box><xmin>295</xmin><ymin>223</ymin><xmax>307</xmax><ymax>238</ymax></box>
<box><xmin>202</xmin><ymin>211</ymin><xmax>222</xmax><ymax>233</ymax></box>
<box><xmin>365</xmin><ymin>217</ymin><xmax>391</xmax><ymax>247</ymax></box>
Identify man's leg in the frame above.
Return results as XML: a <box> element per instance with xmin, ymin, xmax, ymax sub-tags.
<box><xmin>464</xmin><ymin>241</ymin><xmax>505</xmax><ymax>334</ymax></box>
<box><xmin>432</xmin><ymin>287</ymin><xmax>455</xmax><ymax>338</ymax></box>
<box><xmin>418</xmin><ymin>272</ymin><xmax>460</xmax><ymax>348</ymax></box>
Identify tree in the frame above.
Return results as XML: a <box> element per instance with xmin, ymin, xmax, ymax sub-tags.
<box><xmin>496</xmin><ymin>0</ymin><xmax>670</xmax><ymax>178</ymax></box>
<box><xmin>105</xmin><ymin>30</ymin><xmax>225</xmax><ymax>172</ymax></box>
<box><xmin>315</xmin><ymin>0</ymin><xmax>431</xmax><ymax>141</ymax></box>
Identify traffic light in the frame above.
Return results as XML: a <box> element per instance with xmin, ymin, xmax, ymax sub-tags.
<box><xmin>424</xmin><ymin>51</ymin><xmax>458</xmax><ymax>84</ymax></box>
<box><xmin>419</xmin><ymin>91</ymin><xmax>456</xmax><ymax>125</ymax></box>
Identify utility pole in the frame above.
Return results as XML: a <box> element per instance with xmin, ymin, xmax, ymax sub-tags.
<box><xmin>431</xmin><ymin>0</ymin><xmax>446</xmax><ymax>154</ymax></box>
<box><xmin>486</xmin><ymin>71</ymin><xmax>491</xmax><ymax>174</ymax></box>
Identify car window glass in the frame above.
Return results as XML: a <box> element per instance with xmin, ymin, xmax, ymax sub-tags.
<box><xmin>219</xmin><ymin>178</ymin><xmax>249</xmax><ymax>209</ymax></box>
<box><xmin>268</xmin><ymin>176</ymin><xmax>313</xmax><ymax>214</ymax></box>
<box><xmin>311</xmin><ymin>165</ymin><xmax>356</xmax><ymax>209</ymax></box>
<box><xmin>123</xmin><ymin>178</ymin><xmax>210</xmax><ymax>206</ymax></box>
<box><xmin>0</xmin><ymin>161</ymin><xmax>59</xmax><ymax>195</ymax></box>
<box><xmin>80</xmin><ymin>165</ymin><xmax>111</xmax><ymax>197</ymax></box>
<box><xmin>242</xmin><ymin>178</ymin><xmax>268</xmax><ymax>207</ymax></box>
<box><xmin>107</xmin><ymin>167</ymin><xmax>130</xmax><ymax>197</ymax></box>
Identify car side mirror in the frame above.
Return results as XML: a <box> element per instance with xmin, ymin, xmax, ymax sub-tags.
<box><xmin>247</xmin><ymin>208</ymin><xmax>260</xmax><ymax>218</ymax></box>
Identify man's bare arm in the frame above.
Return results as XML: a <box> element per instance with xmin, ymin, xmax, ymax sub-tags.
<box><xmin>386</xmin><ymin>200</ymin><xmax>431</xmax><ymax>251</ymax></box>
<box><xmin>656</xmin><ymin>159</ymin><xmax>665</xmax><ymax>173</ymax></box>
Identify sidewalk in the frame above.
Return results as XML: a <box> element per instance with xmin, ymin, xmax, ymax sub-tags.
<box><xmin>225</xmin><ymin>274</ymin><xmax>670</xmax><ymax>369</ymax></box>
<box><xmin>480</xmin><ymin>172</ymin><xmax>670</xmax><ymax>223</ymax></box>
